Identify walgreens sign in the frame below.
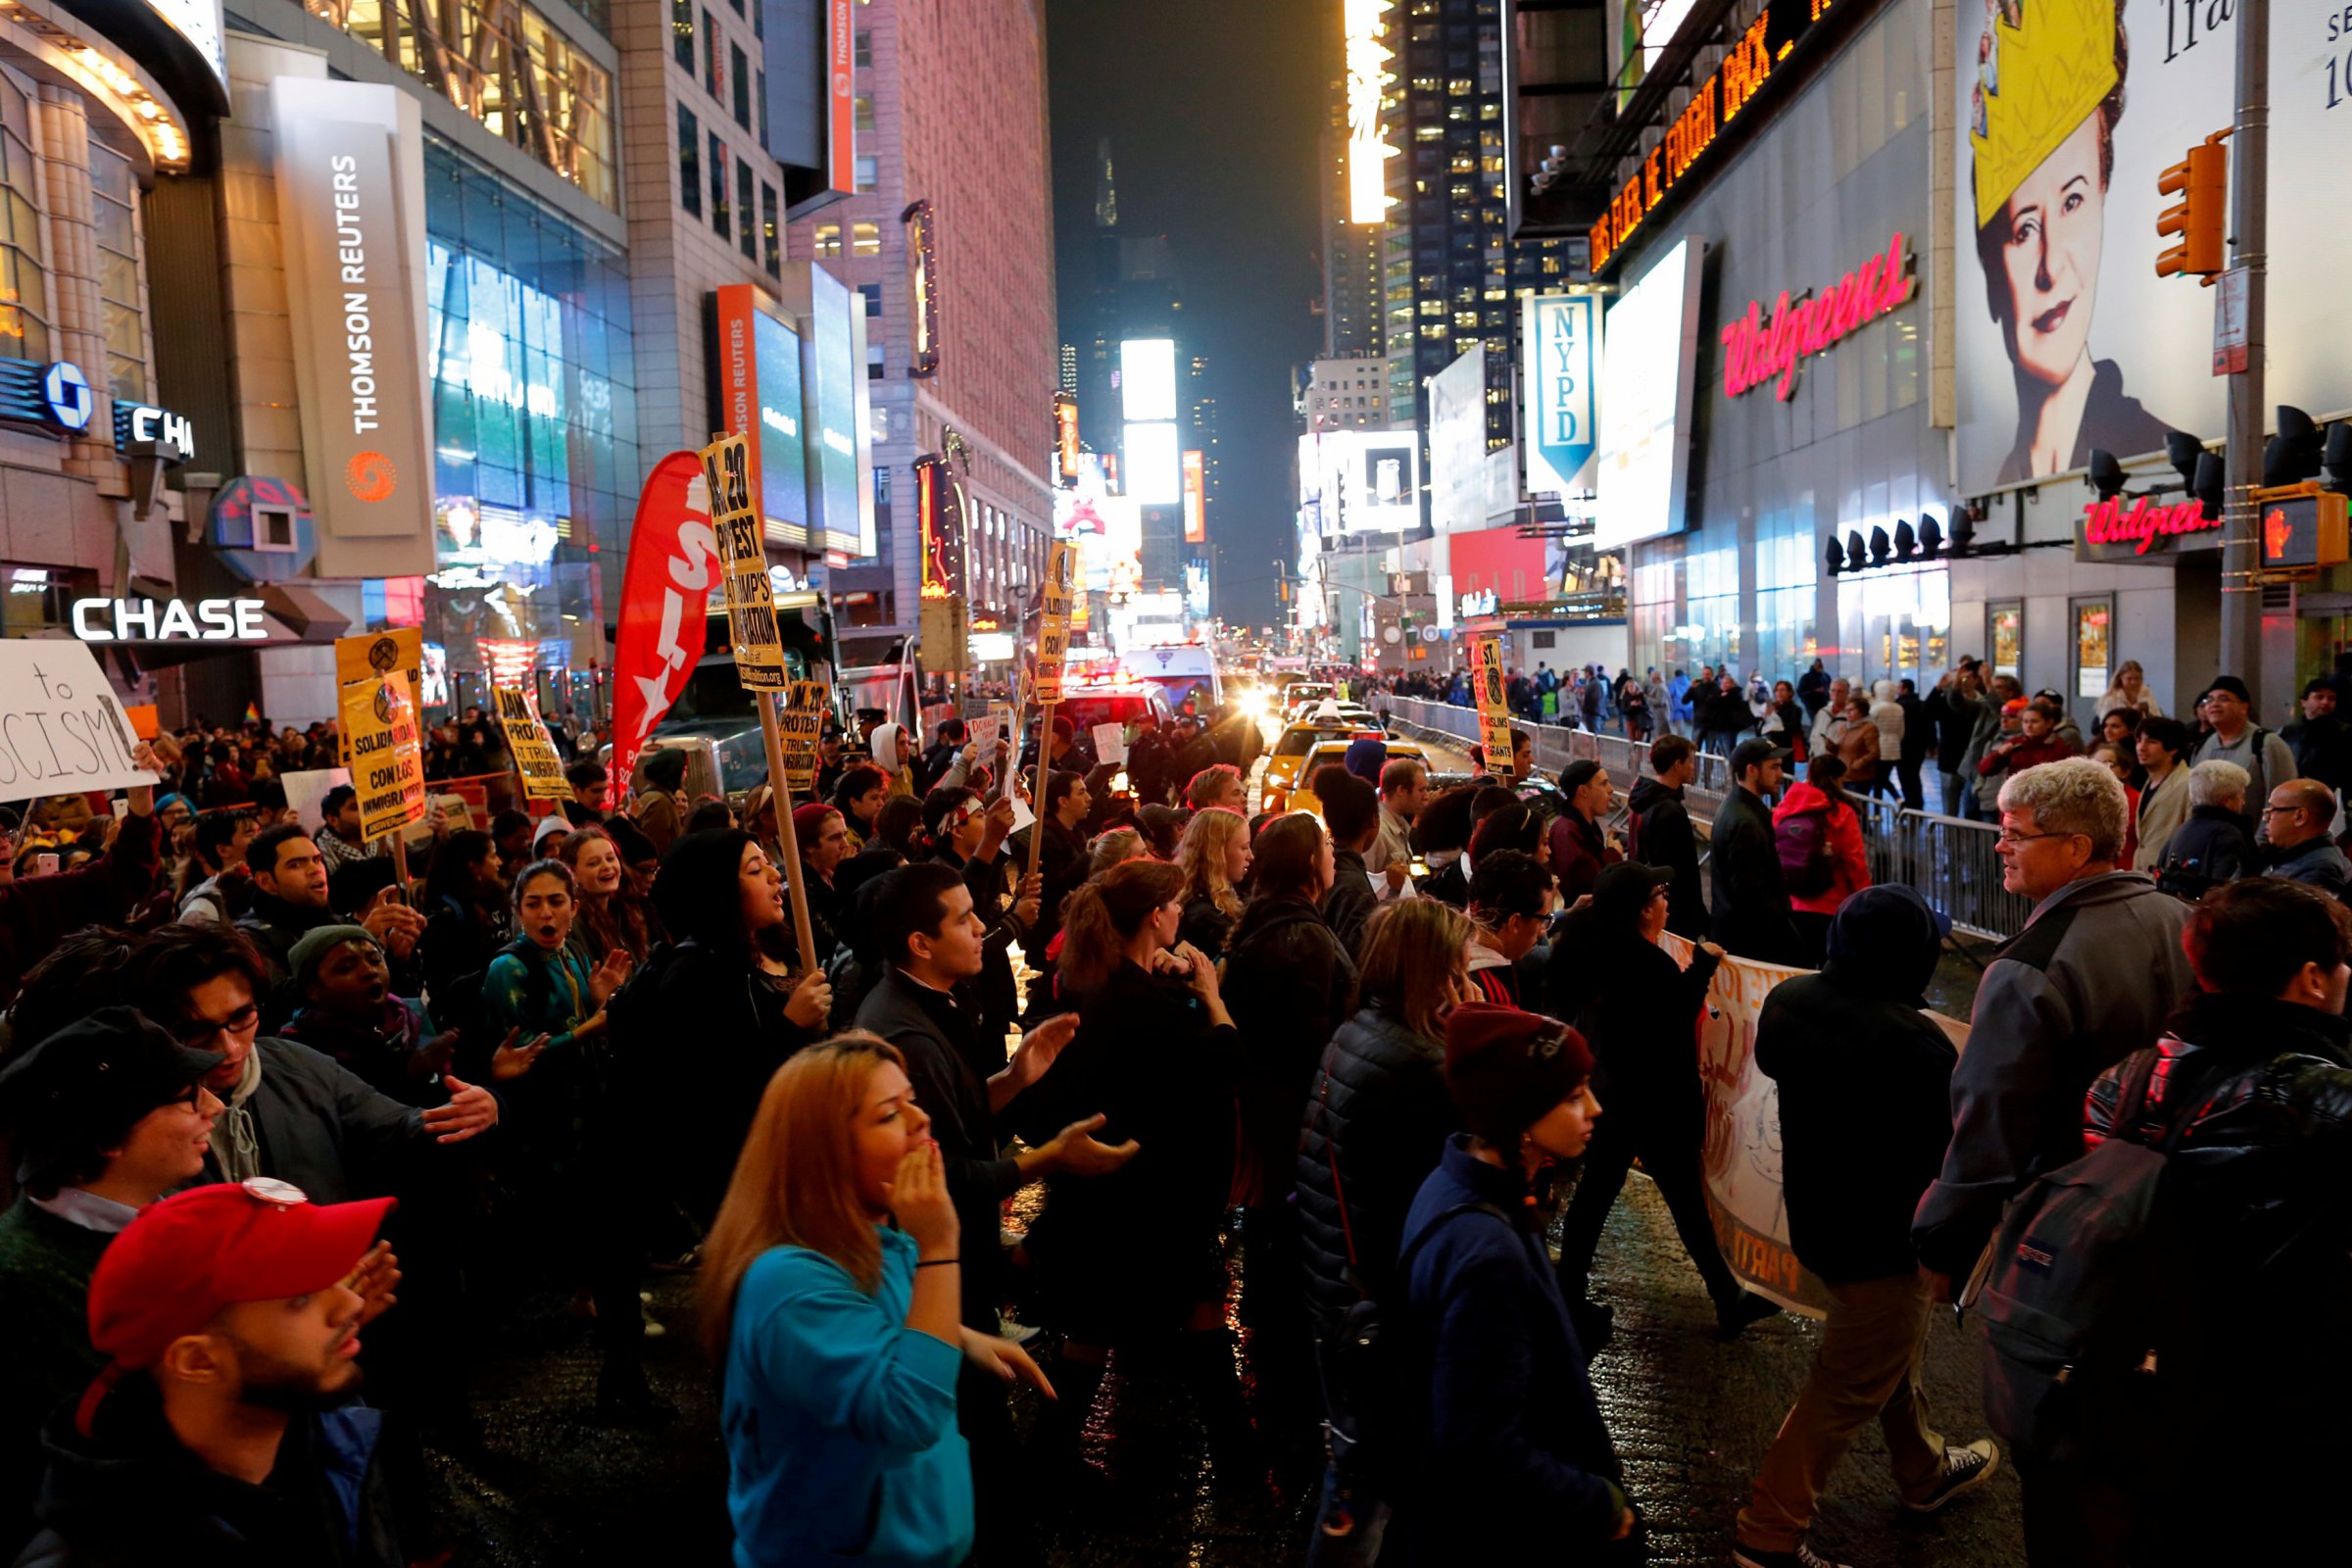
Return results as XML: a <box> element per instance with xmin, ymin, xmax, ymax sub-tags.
<box><xmin>1719</xmin><ymin>233</ymin><xmax>1916</xmax><ymax>402</ymax></box>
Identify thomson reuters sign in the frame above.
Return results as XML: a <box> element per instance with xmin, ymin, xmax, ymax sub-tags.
<box><xmin>269</xmin><ymin>77</ymin><xmax>431</xmax><ymax>576</ymax></box>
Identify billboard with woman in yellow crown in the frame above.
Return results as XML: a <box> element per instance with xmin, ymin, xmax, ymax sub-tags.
<box><xmin>1956</xmin><ymin>0</ymin><xmax>2352</xmax><ymax>498</ymax></box>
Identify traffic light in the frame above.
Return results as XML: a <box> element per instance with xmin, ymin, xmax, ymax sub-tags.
<box><xmin>2267</xmin><ymin>405</ymin><xmax>2325</xmax><ymax>487</ymax></box>
<box><xmin>2155</xmin><ymin>131</ymin><xmax>2229</xmax><ymax>281</ymax></box>
<box><xmin>1824</xmin><ymin>535</ymin><xmax>1845</xmax><ymax>577</ymax></box>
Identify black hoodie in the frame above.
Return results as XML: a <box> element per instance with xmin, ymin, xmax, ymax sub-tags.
<box><xmin>1220</xmin><ymin>896</ymin><xmax>1357</xmax><ymax>1196</ymax></box>
<box><xmin>1753</xmin><ymin>886</ymin><xmax>1957</xmax><ymax>1282</ymax></box>
<box><xmin>1625</xmin><ymin>777</ymin><xmax>1705</xmax><ymax>939</ymax></box>
<box><xmin>17</xmin><ymin>1375</ymin><xmax>404</xmax><ymax>1568</ymax></box>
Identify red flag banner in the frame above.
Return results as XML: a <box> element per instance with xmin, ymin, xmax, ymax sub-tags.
<box><xmin>611</xmin><ymin>452</ymin><xmax>720</xmax><ymax>788</ymax></box>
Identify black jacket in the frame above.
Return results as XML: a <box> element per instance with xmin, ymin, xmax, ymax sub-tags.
<box><xmin>2282</xmin><ymin>713</ymin><xmax>2352</xmax><ymax>796</ymax></box>
<box><xmin>1176</xmin><ymin>894</ymin><xmax>1237</xmax><ymax>964</ymax></box>
<box><xmin>1010</xmin><ymin>817</ymin><xmax>1089</xmax><ymax>956</ymax></box>
<box><xmin>612</xmin><ymin>939</ymin><xmax>818</xmax><ymax>1225</ymax></box>
<box><xmin>1625</xmin><ymin>777</ymin><xmax>1705</xmax><ymax>939</ymax></box>
<box><xmin>2267</xmin><ymin>835</ymin><xmax>2352</xmax><ymax>895</ymax></box>
<box><xmin>1709</xmin><ymin>787</ymin><xmax>1799</xmax><ymax>964</ymax></box>
<box><xmin>1295</xmin><ymin>1004</ymin><xmax>1457</xmax><ymax>1332</ymax></box>
<box><xmin>201</xmin><ymin>1038</ymin><xmax>443</xmax><ymax>1204</ymax></box>
<box><xmin>1927</xmin><ymin>686</ymin><xmax>1981</xmax><ymax>762</ymax></box>
<box><xmin>853</xmin><ymin>968</ymin><xmax>1027</xmax><ymax>1332</ymax></box>
<box><xmin>1015</xmin><ymin>959</ymin><xmax>1239</xmax><ymax>1337</ymax></box>
<box><xmin>1545</xmin><ymin>917</ymin><xmax>1718</xmax><ymax>1123</ymax></box>
<box><xmin>2161</xmin><ymin>804</ymin><xmax>2253</xmax><ymax>892</ymax></box>
<box><xmin>1221</xmin><ymin>897</ymin><xmax>1355</xmax><ymax>1200</ymax></box>
<box><xmin>2082</xmin><ymin>995</ymin><xmax>2352</xmax><ymax>1415</ymax></box>
<box><xmin>1321</xmin><ymin>849</ymin><xmax>1378</xmax><ymax>958</ymax></box>
<box><xmin>17</xmin><ymin>1377</ymin><xmax>404</xmax><ymax>1568</ymax></box>
<box><xmin>1753</xmin><ymin>888</ymin><xmax>1956</xmax><ymax>1281</ymax></box>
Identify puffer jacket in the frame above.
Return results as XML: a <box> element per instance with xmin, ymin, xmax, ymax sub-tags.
<box><xmin>1296</xmin><ymin>1004</ymin><xmax>1458</xmax><ymax>1333</ymax></box>
<box><xmin>2082</xmin><ymin>994</ymin><xmax>2352</xmax><ymax>1416</ymax></box>
<box><xmin>1221</xmin><ymin>896</ymin><xmax>1356</xmax><ymax>1202</ymax></box>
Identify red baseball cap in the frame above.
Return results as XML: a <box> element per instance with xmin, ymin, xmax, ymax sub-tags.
<box><xmin>79</xmin><ymin>1179</ymin><xmax>392</xmax><ymax>1429</ymax></box>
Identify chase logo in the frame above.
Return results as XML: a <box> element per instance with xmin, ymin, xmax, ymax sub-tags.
<box><xmin>40</xmin><ymin>362</ymin><xmax>91</xmax><ymax>432</ymax></box>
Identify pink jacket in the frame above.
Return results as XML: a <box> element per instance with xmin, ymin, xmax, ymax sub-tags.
<box><xmin>1772</xmin><ymin>780</ymin><xmax>1871</xmax><ymax>914</ymax></box>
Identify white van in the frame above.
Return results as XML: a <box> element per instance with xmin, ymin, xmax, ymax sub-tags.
<box><xmin>1119</xmin><ymin>644</ymin><xmax>1222</xmax><ymax>716</ymax></box>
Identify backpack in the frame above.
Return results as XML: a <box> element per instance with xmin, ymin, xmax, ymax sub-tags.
<box><xmin>1775</xmin><ymin>807</ymin><xmax>1838</xmax><ymax>897</ymax></box>
<box><xmin>1976</xmin><ymin>1047</ymin><xmax>2204</xmax><ymax>1468</ymax></box>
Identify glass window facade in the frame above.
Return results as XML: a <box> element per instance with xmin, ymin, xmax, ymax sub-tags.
<box><xmin>731</xmin><ymin>43</ymin><xmax>750</xmax><ymax>127</ymax></box>
<box><xmin>677</xmin><ymin>105</ymin><xmax>699</xmax><ymax>216</ymax></box>
<box><xmin>736</xmin><ymin>160</ymin><xmax>756</xmax><ymax>259</ymax></box>
<box><xmin>312</xmin><ymin>0</ymin><xmax>617</xmax><ymax>208</ymax></box>
<box><xmin>420</xmin><ymin>135</ymin><xmax>637</xmax><ymax>688</ymax></box>
<box><xmin>88</xmin><ymin>144</ymin><xmax>144</xmax><ymax>401</ymax></box>
<box><xmin>0</xmin><ymin>73</ymin><xmax>47</xmax><ymax>365</ymax></box>
<box><xmin>672</xmin><ymin>0</ymin><xmax>692</xmax><ymax>67</ymax></box>
<box><xmin>760</xmin><ymin>183</ymin><xmax>780</xmax><ymax>276</ymax></box>
<box><xmin>709</xmin><ymin>131</ymin><xmax>728</xmax><ymax>236</ymax></box>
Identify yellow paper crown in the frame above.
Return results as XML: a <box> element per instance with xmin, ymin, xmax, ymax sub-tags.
<box><xmin>1969</xmin><ymin>0</ymin><xmax>2118</xmax><ymax>228</ymax></box>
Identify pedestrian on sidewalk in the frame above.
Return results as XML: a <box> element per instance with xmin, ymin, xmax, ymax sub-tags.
<box><xmin>1627</xmin><ymin>736</ymin><xmax>1707</xmax><ymax>939</ymax></box>
<box><xmin>2129</xmin><ymin>716</ymin><xmax>2194</xmax><ymax>871</ymax></box>
<box><xmin>2156</xmin><ymin>760</ymin><xmax>2253</xmax><ymax>899</ymax></box>
<box><xmin>2261</xmin><ymin>777</ymin><xmax>2352</xmax><ymax>894</ymax></box>
<box><xmin>1774</xmin><ymin>755</ymin><xmax>1871</xmax><ymax>968</ymax></box>
<box><xmin>1381</xmin><ymin>1004</ymin><xmax>1639</xmax><ymax>1562</ymax></box>
<box><xmin>1733</xmin><ymin>887</ymin><xmax>1997</xmax><ymax>1568</ymax></box>
<box><xmin>1710</xmin><ymin>740</ymin><xmax>1802</xmax><ymax>966</ymax></box>
<box><xmin>1549</xmin><ymin>862</ymin><xmax>1782</xmax><ymax>1345</ymax></box>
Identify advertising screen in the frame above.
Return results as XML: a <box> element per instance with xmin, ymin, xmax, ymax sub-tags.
<box><xmin>802</xmin><ymin>266</ymin><xmax>863</xmax><ymax>557</ymax></box>
<box><xmin>1594</xmin><ymin>236</ymin><xmax>1704</xmax><ymax>550</ymax></box>
<box><xmin>1054</xmin><ymin>480</ymin><xmax>1142</xmax><ymax>593</ymax></box>
<box><xmin>1183</xmin><ymin>559</ymin><xmax>1211</xmax><ymax>618</ymax></box>
<box><xmin>1302</xmin><ymin>428</ymin><xmax>1422</xmax><ymax>535</ymax></box>
<box><xmin>1119</xmin><ymin>339</ymin><xmax>1178</xmax><ymax>421</ymax></box>
<box><xmin>754</xmin><ymin>306</ymin><xmax>808</xmax><ymax>535</ymax></box>
<box><xmin>1124</xmin><ymin>420</ymin><xmax>1181</xmax><ymax>505</ymax></box>
<box><xmin>1427</xmin><ymin>347</ymin><xmax>1487</xmax><ymax>533</ymax></box>
<box><xmin>1954</xmin><ymin>0</ymin><xmax>2352</xmax><ymax>495</ymax></box>
<box><xmin>1523</xmin><ymin>294</ymin><xmax>1600</xmax><ymax>500</ymax></box>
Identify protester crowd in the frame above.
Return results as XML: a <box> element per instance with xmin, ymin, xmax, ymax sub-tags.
<box><xmin>0</xmin><ymin>657</ymin><xmax>2343</xmax><ymax>1568</ymax></box>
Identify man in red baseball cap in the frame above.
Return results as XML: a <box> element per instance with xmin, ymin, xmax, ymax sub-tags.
<box><xmin>18</xmin><ymin>1180</ymin><xmax>409</xmax><ymax>1567</ymax></box>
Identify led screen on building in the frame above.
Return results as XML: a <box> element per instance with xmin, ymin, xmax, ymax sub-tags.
<box><xmin>1120</xmin><ymin>339</ymin><xmax>1177</xmax><ymax>422</ymax></box>
<box><xmin>1124</xmin><ymin>420</ymin><xmax>1181</xmax><ymax>505</ymax></box>
<box><xmin>803</xmin><ymin>266</ymin><xmax>864</xmax><ymax>558</ymax></box>
<box><xmin>1594</xmin><ymin>237</ymin><xmax>1704</xmax><ymax>550</ymax></box>
<box><xmin>1300</xmin><ymin>429</ymin><xmax>1421</xmax><ymax>535</ymax></box>
<box><xmin>755</xmin><ymin>307</ymin><xmax>808</xmax><ymax>535</ymax></box>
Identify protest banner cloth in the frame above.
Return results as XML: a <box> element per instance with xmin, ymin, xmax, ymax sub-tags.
<box><xmin>1027</xmin><ymin>543</ymin><xmax>1078</xmax><ymax>881</ymax></box>
<box><xmin>1471</xmin><ymin>635</ymin><xmax>1514</xmax><ymax>779</ymax></box>
<box><xmin>340</xmin><ymin>675</ymin><xmax>427</xmax><ymax>845</ymax></box>
<box><xmin>493</xmin><ymin>686</ymin><xmax>569</xmax><ymax>802</ymax></box>
<box><xmin>610</xmin><ymin>452</ymin><xmax>719</xmax><ymax>788</ymax></box>
<box><xmin>0</xmin><ymin>641</ymin><xmax>155</xmax><ymax>805</ymax></box>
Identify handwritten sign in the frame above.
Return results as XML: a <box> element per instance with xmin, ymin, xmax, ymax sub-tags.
<box><xmin>341</xmin><ymin>674</ymin><xmax>426</xmax><ymax>842</ymax></box>
<box><xmin>0</xmin><ymin>641</ymin><xmax>154</xmax><ymax>805</ymax></box>
<box><xmin>1471</xmin><ymin>635</ymin><xmax>1514</xmax><ymax>779</ymax></box>
<box><xmin>699</xmin><ymin>432</ymin><xmax>787</xmax><ymax>691</ymax></box>
<box><xmin>493</xmin><ymin>686</ymin><xmax>568</xmax><ymax>801</ymax></box>
<box><xmin>1033</xmin><ymin>541</ymin><xmax>1077</xmax><ymax>704</ymax></box>
<box><xmin>1091</xmin><ymin>721</ymin><xmax>1128</xmax><ymax>766</ymax></box>
<box><xmin>777</xmin><ymin>679</ymin><xmax>830</xmax><ymax>795</ymax></box>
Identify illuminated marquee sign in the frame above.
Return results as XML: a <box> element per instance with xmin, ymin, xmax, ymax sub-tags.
<box><xmin>2078</xmin><ymin>496</ymin><xmax>2223</xmax><ymax>561</ymax></box>
<box><xmin>1345</xmin><ymin>0</ymin><xmax>1396</xmax><ymax>223</ymax></box>
<box><xmin>914</xmin><ymin>453</ymin><xmax>965</xmax><ymax>600</ymax></box>
<box><xmin>904</xmin><ymin>199</ymin><xmax>940</xmax><ymax>378</ymax></box>
<box><xmin>1589</xmin><ymin>0</ymin><xmax>1842</xmax><ymax>271</ymax></box>
<box><xmin>73</xmin><ymin>597</ymin><xmax>268</xmax><ymax>642</ymax></box>
<box><xmin>1182</xmin><ymin>449</ymin><xmax>1205</xmax><ymax>543</ymax></box>
<box><xmin>1054</xmin><ymin>392</ymin><xmax>1080</xmax><ymax>481</ymax></box>
<box><xmin>1720</xmin><ymin>233</ymin><xmax>1915</xmax><ymax>401</ymax></box>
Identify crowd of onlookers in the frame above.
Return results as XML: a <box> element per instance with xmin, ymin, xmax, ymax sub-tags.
<box><xmin>0</xmin><ymin>662</ymin><xmax>2341</xmax><ymax>1566</ymax></box>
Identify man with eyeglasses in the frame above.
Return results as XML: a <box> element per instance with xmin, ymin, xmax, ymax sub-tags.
<box><xmin>124</xmin><ymin>925</ymin><xmax>498</xmax><ymax>1206</ymax></box>
<box><xmin>1913</xmin><ymin>758</ymin><xmax>2194</xmax><ymax>1301</ymax></box>
<box><xmin>2261</xmin><ymin>777</ymin><xmax>2352</xmax><ymax>895</ymax></box>
<box><xmin>0</xmin><ymin>1008</ymin><xmax>226</xmax><ymax>1548</ymax></box>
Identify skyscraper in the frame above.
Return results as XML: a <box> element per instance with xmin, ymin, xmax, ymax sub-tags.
<box><xmin>1320</xmin><ymin>112</ymin><xmax>1385</xmax><ymax>360</ymax></box>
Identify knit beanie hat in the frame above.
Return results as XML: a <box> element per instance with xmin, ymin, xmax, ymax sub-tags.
<box><xmin>285</xmin><ymin>924</ymin><xmax>379</xmax><ymax>993</ymax></box>
<box><xmin>792</xmin><ymin>802</ymin><xmax>841</xmax><ymax>854</ymax></box>
<box><xmin>1443</xmin><ymin>1004</ymin><xmax>1593</xmax><ymax>1147</ymax></box>
<box><xmin>642</xmin><ymin>747</ymin><xmax>688</xmax><ymax>792</ymax></box>
<box><xmin>1343</xmin><ymin>736</ymin><xmax>1388</xmax><ymax>786</ymax></box>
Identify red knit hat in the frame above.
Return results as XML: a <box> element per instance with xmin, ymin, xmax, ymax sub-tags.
<box><xmin>792</xmin><ymin>802</ymin><xmax>841</xmax><ymax>852</ymax></box>
<box><xmin>1443</xmin><ymin>1004</ymin><xmax>1593</xmax><ymax>1147</ymax></box>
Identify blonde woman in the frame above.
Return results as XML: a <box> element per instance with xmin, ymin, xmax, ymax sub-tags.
<box><xmin>2096</xmin><ymin>659</ymin><xmax>2163</xmax><ymax>719</ymax></box>
<box><xmin>1174</xmin><ymin>807</ymin><xmax>1251</xmax><ymax>962</ymax></box>
<box><xmin>701</xmin><ymin>1035</ymin><xmax>1051</xmax><ymax>1568</ymax></box>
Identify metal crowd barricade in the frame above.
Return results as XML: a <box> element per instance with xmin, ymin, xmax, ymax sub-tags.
<box><xmin>1887</xmin><ymin>809</ymin><xmax>2032</xmax><ymax>943</ymax></box>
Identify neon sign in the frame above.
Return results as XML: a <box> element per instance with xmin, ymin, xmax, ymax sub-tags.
<box><xmin>1345</xmin><ymin>0</ymin><xmax>1396</xmax><ymax>223</ymax></box>
<box><xmin>2081</xmin><ymin>497</ymin><xmax>2222</xmax><ymax>557</ymax></box>
<box><xmin>1719</xmin><ymin>233</ymin><xmax>1915</xmax><ymax>401</ymax></box>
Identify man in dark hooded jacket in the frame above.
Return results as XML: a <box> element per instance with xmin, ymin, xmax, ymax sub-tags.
<box><xmin>1734</xmin><ymin>886</ymin><xmax>1997</xmax><ymax>1568</ymax></box>
<box><xmin>1626</xmin><ymin>736</ymin><xmax>1705</xmax><ymax>938</ymax></box>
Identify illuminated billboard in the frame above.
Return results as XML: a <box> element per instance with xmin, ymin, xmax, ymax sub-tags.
<box><xmin>1054</xmin><ymin>483</ymin><xmax>1142</xmax><ymax>593</ymax></box>
<box><xmin>1427</xmin><ymin>347</ymin><xmax>1486</xmax><ymax>533</ymax></box>
<box><xmin>1299</xmin><ymin>428</ymin><xmax>1420</xmax><ymax>535</ymax></box>
<box><xmin>1523</xmin><ymin>294</ymin><xmax>1600</xmax><ymax>500</ymax></box>
<box><xmin>714</xmin><ymin>283</ymin><xmax>812</xmax><ymax>546</ymax></box>
<box><xmin>799</xmin><ymin>265</ymin><xmax>871</xmax><ymax>559</ymax></box>
<box><xmin>1345</xmin><ymin>0</ymin><xmax>1396</xmax><ymax>223</ymax></box>
<box><xmin>1182</xmin><ymin>449</ymin><xmax>1205</xmax><ymax>542</ymax></box>
<box><xmin>1124</xmin><ymin>420</ymin><xmax>1181</xmax><ymax>505</ymax></box>
<box><xmin>1183</xmin><ymin>558</ymin><xmax>1210</xmax><ymax>618</ymax></box>
<box><xmin>1119</xmin><ymin>339</ymin><xmax>1177</xmax><ymax>422</ymax></box>
<box><xmin>1594</xmin><ymin>236</ymin><xmax>1704</xmax><ymax>551</ymax></box>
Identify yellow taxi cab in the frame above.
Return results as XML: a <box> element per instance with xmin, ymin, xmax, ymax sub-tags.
<box><xmin>1258</xmin><ymin>715</ymin><xmax>1373</xmax><ymax>811</ymax></box>
<box><xmin>1276</xmin><ymin>736</ymin><xmax>1432</xmax><ymax>818</ymax></box>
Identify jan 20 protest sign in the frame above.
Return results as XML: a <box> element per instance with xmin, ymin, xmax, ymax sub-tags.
<box><xmin>699</xmin><ymin>432</ymin><xmax>787</xmax><ymax>692</ymax></box>
<box><xmin>1033</xmin><ymin>542</ymin><xmax>1077</xmax><ymax>704</ymax></box>
<box><xmin>0</xmin><ymin>641</ymin><xmax>155</xmax><ymax>805</ymax></box>
<box><xmin>493</xmin><ymin>686</ymin><xmax>568</xmax><ymax>802</ymax></box>
<box><xmin>1658</xmin><ymin>931</ymin><xmax>1967</xmax><ymax>1319</ymax></box>
<box><xmin>341</xmin><ymin>674</ymin><xmax>427</xmax><ymax>842</ymax></box>
<box><xmin>776</xmin><ymin>680</ymin><xmax>830</xmax><ymax>795</ymax></box>
<box><xmin>1471</xmin><ymin>635</ymin><xmax>1514</xmax><ymax>777</ymax></box>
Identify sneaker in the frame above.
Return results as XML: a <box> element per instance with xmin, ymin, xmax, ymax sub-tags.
<box><xmin>1732</xmin><ymin>1541</ymin><xmax>1852</xmax><ymax>1568</ymax></box>
<box><xmin>1901</xmin><ymin>1439</ymin><xmax>1999</xmax><ymax>1512</ymax></box>
<box><xmin>1715</xmin><ymin>1290</ymin><xmax>1786</xmax><ymax>1338</ymax></box>
<box><xmin>642</xmin><ymin>1318</ymin><xmax>667</xmax><ymax>1339</ymax></box>
<box><xmin>1567</xmin><ymin>1298</ymin><xmax>1615</xmax><ymax>1355</ymax></box>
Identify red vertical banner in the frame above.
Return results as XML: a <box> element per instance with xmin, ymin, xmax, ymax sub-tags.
<box><xmin>611</xmin><ymin>452</ymin><xmax>721</xmax><ymax>787</ymax></box>
<box><xmin>829</xmin><ymin>0</ymin><xmax>857</xmax><ymax>194</ymax></box>
<box><xmin>1182</xmin><ymin>449</ymin><xmax>1205</xmax><ymax>542</ymax></box>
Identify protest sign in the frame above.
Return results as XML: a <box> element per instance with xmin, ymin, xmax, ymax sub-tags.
<box><xmin>492</xmin><ymin>686</ymin><xmax>568</xmax><ymax>801</ymax></box>
<box><xmin>1471</xmin><ymin>635</ymin><xmax>1514</xmax><ymax>778</ymax></box>
<box><xmin>281</xmin><ymin>767</ymin><xmax>352</xmax><ymax>833</ymax></box>
<box><xmin>698</xmin><ymin>432</ymin><xmax>787</xmax><ymax>691</ymax></box>
<box><xmin>776</xmin><ymin>680</ymin><xmax>829</xmax><ymax>794</ymax></box>
<box><xmin>1033</xmin><ymin>542</ymin><xmax>1076</xmax><ymax>703</ymax></box>
<box><xmin>341</xmin><ymin>675</ymin><xmax>426</xmax><ymax>841</ymax></box>
<box><xmin>1091</xmin><ymin>721</ymin><xmax>1128</xmax><ymax>766</ymax></box>
<box><xmin>0</xmin><ymin>641</ymin><xmax>154</xmax><ymax>805</ymax></box>
<box><xmin>334</xmin><ymin>628</ymin><xmax>422</xmax><ymax>716</ymax></box>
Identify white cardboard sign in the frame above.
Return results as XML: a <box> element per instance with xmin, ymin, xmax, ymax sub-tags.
<box><xmin>0</xmin><ymin>641</ymin><xmax>155</xmax><ymax>805</ymax></box>
<box><xmin>1091</xmin><ymin>721</ymin><xmax>1128</xmax><ymax>766</ymax></box>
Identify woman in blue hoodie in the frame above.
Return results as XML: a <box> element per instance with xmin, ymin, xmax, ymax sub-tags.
<box><xmin>1385</xmin><ymin>1003</ymin><xmax>1642</xmax><ymax>1562</ymax></box>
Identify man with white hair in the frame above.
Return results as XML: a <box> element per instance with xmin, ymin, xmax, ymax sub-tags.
<box><xmin>1914</xmin><ymin>758</ymin><xmax>2195</xmax><ymax>1294</ymax></box>
<box><xmin>2156</xmin><ymin>760</ymin><xmax>2255</xmax><ymax>897</ymax></box>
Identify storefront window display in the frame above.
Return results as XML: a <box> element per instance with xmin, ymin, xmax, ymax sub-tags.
<box><xmin>1988</xmin><ymin>601</ymin><xmax>2023</xmax><ymax>680</ymax></box>
<box><xmin>1838</xmin><ymin>564</ymin><xmax>1950</xmax><ymax>689</ymax></box>
<box><xmin>420</xmin><ymin>136</ymin><xmax>637</xmax><ymax>716</ymax></box>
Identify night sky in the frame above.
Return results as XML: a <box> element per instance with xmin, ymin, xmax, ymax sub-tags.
<box><xmin>1046</xmin><ymin>0</ymin><xmax>1329</xmax><ymax>632</ymax></box>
